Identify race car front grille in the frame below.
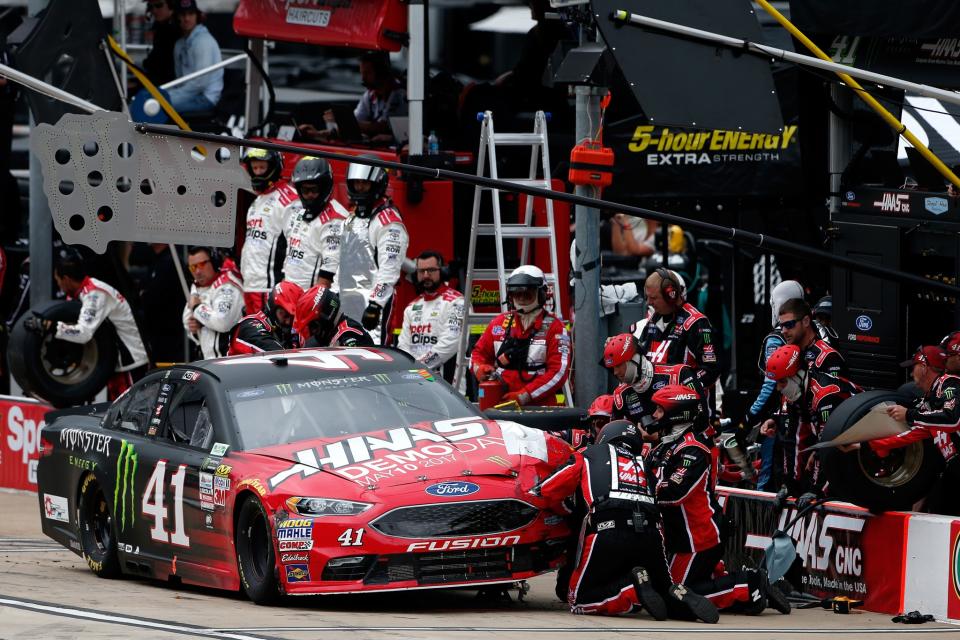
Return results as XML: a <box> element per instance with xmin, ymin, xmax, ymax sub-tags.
<box><xmin>370</xmin><ymin>500</ymin><xmax>539</xmax><ymax>538</ymax></box>
<box><xmin>320</xmin><ymin>540</ymin><xmax>565</xmax><ymax>585</ymax></box>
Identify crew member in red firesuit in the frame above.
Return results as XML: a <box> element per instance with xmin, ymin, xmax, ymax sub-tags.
<box><xmin>228</xmin><ymin>280</ymin><xmax>302</xmax><ymax>355</ymax></box>
<box><xmin>533</xmin><ymin>420</ymin><xmax>719</xmax><ymax>622</ymax></box>
<box><xmin>635</xmin><ymin>269</ymin><xmax>719</xmax><ymax>414</ymax></box>
<box><xmin>764</xmin><ymin>344</ymin><xmax>859</xmax><ymax>503</ymax></box>
<box><xmin>471</xmin><ymin>265</ymin><xmax>571</xmax><ymax>406</ymax></box>
<box><xmin>865</xmin><ymin>346</ymin><xmax>960</xmax><ymax>516</ymax></box>
<box><xmin>647</xmin><ymin>385</ymin><xmax>791</xmax><ymax>616</ymax></box>
<box><xmin>549</xmin><ymin>394</ymin><xmax>614</xmax><ymax>451</ymax></box>
<box><xmin>602</xmin><ymin>333</ymin><xmax>704</xmax><ymax>430</ymax></box>
<box><xmin>295</xmin><ymin>284</ymin><xmax>374</xmax><ymax>348</ymax></box>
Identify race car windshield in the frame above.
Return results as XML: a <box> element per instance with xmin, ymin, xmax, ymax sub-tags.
<box><xmin>227</xmin><ymin>370</ymin><xmax>478</xmax><ymax>450</ymax></box>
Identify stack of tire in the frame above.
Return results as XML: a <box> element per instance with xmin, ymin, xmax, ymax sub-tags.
<box><xmin>7</xmin><ymin>300</ymin><xmax>117</xmax><ymax>407</ymax></box>
<box><xmin>821</xmin><ymin>386</ymin><xmax>941</xmax><ymax>512</ymax></box>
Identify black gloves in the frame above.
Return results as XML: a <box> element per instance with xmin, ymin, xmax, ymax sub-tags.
<box><xmin>24</xmin><ymin>316</ymin><xmax>49</xmax><ymax>335</ymax></box>
<box><xmin>796</xmin><ymin>492</ymin><xmax>819</xmax><ymax>511</ymax></box>
<box><xmin>361</xmin><ymin>301</ymin><xmax>382</xmax><ymax>331</ymax></box>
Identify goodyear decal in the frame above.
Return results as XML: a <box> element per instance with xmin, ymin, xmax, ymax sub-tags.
<box><xmin>114</xmin><ymin>440</ymin><xmax>138</xmax><ymax>532</ymax></box>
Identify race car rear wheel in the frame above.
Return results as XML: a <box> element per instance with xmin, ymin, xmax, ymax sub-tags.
<box><xmin>7</xmin><ymin>300</ymin><xmax>117</xmax><ymax>407</ymax></box>
<box><xmin>236</xmin><ymin>497</ymin><xmax>280</xmax><ymax>604</ymax></box>
<box><xmin>77</xmin><ymin>472</ymin><xmax>121</xmax><ymax>578</ymax></box>
<box><xmin>820</xmin><ymin>390</ymin><xmax>943</xmax><ymax>512</ymax></box>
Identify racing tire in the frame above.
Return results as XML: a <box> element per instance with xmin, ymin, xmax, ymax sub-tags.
<box><xmin>76</xmin><ymin>472</ymin><xmax>122</xmax><ymax>578</ymax></box>
<box><xmin>236</xmin><ymin>497</ymin><xmax>280</xmax><ymax>605</ymax></box>
<box><xmin>7</xmin><ymin>300</ymin><xmax>117</xmax><ymax>407</ymax></box>
<box><xmin>483</xmin><ymin>407</ymin><xmax>588</xmax><ymax>432</ymax></box>
<box><xmin>820</xmin><ymin>390</ymin><xmax>943</xmax><ymax>512</ymax></box>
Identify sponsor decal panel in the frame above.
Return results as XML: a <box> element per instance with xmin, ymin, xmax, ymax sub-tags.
<box><xmin>425</xmin><ymin>481</ymin><xmax>480</xmax><ymax>497</ymax></box>
<box><xmin>925</xmin><ymin>196</ymin><xmax>949</xmax><ymax>216</ymax></box>
<box><xmin>210</xmin><ymin>443</ymin><xmax>230</xmax><ymax>457</ymax></box>
<box><xmin>114</xmin><ymin>441</ymin><xmax>138</xmax><ymax>532</ymax></box>
<box><xmin>286</xmin><ymin>563</ymin><xmax>311</xmax><ymax>583</ymax></box>
<box><xmin>281</xmin><ymin>553</ymin><xmax>309</xmax><ymax>563</ymax></box>
<box><xmin>59</xmin><ymin>428</ymin><xmax>112</xmax><ymax>455</ymax></box>
<box><xmin>43</xmin><ymin>494</ymin><xmax>69</xmax><ymax>522</ymax></box>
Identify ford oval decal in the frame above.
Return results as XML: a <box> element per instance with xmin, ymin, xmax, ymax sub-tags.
<box><xmin>425</xmin><ymin>481</ymin><xmax>480</xmax><ymax>497</ymax></box>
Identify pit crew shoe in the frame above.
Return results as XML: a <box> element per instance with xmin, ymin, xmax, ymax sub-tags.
<box><xmin>743</xmin><ymin>570</ymin><xmax>769</xmax><ymax>615</ymax></box>
<box><xmin>667</xmin><ymin>583</ymin><xmax>719</xmax><ymax>624</ymax></box>
<box><xmin>764</xmin><ymin>572</ymin><xmax>792</xmax><ymax>614</ymax></box>
<box><xmin>631</xmin><ymin>567</ymin><xmax>668</xmax><ymax>621</ymax></box>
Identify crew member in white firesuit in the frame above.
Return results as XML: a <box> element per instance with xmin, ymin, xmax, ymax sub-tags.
<box><xmin>647</xmin><ymin>385</ymin><xmax>791</xmax><ymax>616</ymax></box>
<box><xmin>284</xmin><ymin>156</ymin><xmax>349</xmax><ymax>289</ymax></box>
<box><xmin>397</xmin><ymin>250</ymin><xmax>464</xmax><ymax>380</ymax></box>
<box><xmin>471</xmin><ymin>265</ymin><xmax>571</xmax><ymax>406</ymax></box>
<box><xmin>228</xmin><ymin>280</ymin><xmax>302</xmax><ymax>355</ymax></box>
<box><xmin>182</xmin><ymin>246</ymin><xmax>244</xmax><ymax>359</ymax></box>
<box><xmin>239</xmin><ymin>148</ymin><xmax>298</xmax><ymax>314</ymax></box>
<box><xmin>635</xmin><ymin>269</ymin><xmax>720</xmax><ymax>415</ymax></box>
<box><xmin>865</xmin><ymin>346</ymin><xmax>960</xmax><ymax>515</ymax></box>
<box><xmin>764</xmin><ymin>344</ymin><xmax>859</xmax><ymax>502</ymax></box>
<box><xmin>323</xmin><ymin>155</ymin><xmax>409</xmax><ymax>344</ymax></box>
<box><xmin>29</xmin><ymin>250</ymin><xmax>149</xmax><ymax>400</ymax></box>
<box><xmin>295</xmin><ymin>284</ymin><xmax>374</xmax><ymax>348</ymax></box>
<box><xmin>533</xmin><ymin>420</ymin><xmax>719</xmax><ymax>622</ymax></box>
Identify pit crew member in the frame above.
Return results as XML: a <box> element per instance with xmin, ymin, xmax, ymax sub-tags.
<box><xmin>228</xmin><ymin>280</ymin><xmax>302</xmax><ymax>355</ymax></box>
<box><xmin>533</xmin><ymin>420</ymin><xmax>718</xmax><ymax>622</ymax></box>
<box><xmin>647</xmin><ymin>385</ymin><xmax>791</xmax><ymax>615</ymax></box>
<box><xmin>295</xmin><ymin>284</ymin><xmax>374</xmax><ymax>348</ymax></box>
<box><xmin>182</xmin><ymin>246</ymin><xmax>243</xmax><ymax>359</ymax></box>
<box><xmin>471</xmin><ymin>265</ymin><xmax>571</xmax><ymax>407</ymax></box>
<box><xmin>326</xmin><ymin>155</ymin><xmax>409</xmax><ymax>344</ymax></box>
<box><xmin>866</xmin><ymin>346</ymin><xmax>960</xmax><ymax>516</ymax></box>
<box><xmin>239</xmin><ymin>148</ymin><xmax>298</xmax><ymax>314</ymax></box>
<box><xmin>397</xmin><ymin>250</ymin><xmax>464</xmax><ymax>378</ymax></box>
<box><xmin>284</xmin><ymin>156</ymin><xmax>349</xmax><ymax>289</ymax></box>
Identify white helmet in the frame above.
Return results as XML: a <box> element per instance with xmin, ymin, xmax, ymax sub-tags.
<box><xmin>770</xmin><ymin>280</ymin><xmax>804</xmax><ymax>327</ymax></box>
<box><xmin>628</xmin><ymin>355</ymin><xmax>655</xmax><ymax>392</ymax></box>
<box><xmin>506</xmin><ymin>265</ymin><xmax>547</xmax><ymax>313</ymax></box>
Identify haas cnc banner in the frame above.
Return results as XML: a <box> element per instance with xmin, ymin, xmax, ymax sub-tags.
<box><xmin>0</xmin><ymin>396</ymin><xmax>50</xmax><ymax>491</ymax></box>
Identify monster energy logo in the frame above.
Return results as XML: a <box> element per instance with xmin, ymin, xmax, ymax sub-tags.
<box><xmin>277</xmin><ymin>383</ymin><xmax>293</xmax><ymax>395</ymax></box>
<box><xmin>372</xmin><ymin>374</ymin><xmax>391</xmax><ymax>384</ymax></box>
<box><xmin>114</xmin><ymin>440</ymin><xmax>138</xmax><ymax>532</ymax></box>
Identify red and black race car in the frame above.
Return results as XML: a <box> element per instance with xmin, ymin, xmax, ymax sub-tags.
<box><xmin>37</xmin><ymin>348</ymin><xmax>574</xmax><ymax>602</ymax></box>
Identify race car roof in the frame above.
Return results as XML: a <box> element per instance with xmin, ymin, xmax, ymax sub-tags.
<box><xmin>193</xmin><ymin>347</ymin><xmax>419</xmax><ymax>388</ymax></box>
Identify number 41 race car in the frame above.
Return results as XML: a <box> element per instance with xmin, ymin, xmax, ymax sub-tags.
<box><xmin>37</xmin><ymin>348</ymin><xmax>573</xmax><ymax>602</ymax></box>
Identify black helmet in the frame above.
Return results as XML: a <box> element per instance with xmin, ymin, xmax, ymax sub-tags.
<box><xmin>292</xmin><ymin>156</ymin><xmax>334</xmax><ymax>221</ymax></box>
<box><xmin>346</xmin><ymin>155</ymin><xmax>389</xmax><ymax>218</ymax></box>
<box><xmin>596</xmin><ymin>419</ymin><xmax>646</xmax><ymax>452</ymax></box>
<box><xmin>649</xmin><ymin>384</ymin><xmax>701</xmax><ymax>434</ymax></box>
<box><xmin>241</xmin><ymin>148</ymin><xmax>283</xmax><ymax>193</ymax></box>
<box><xmin>812</xmin><ymin>295</ymin><xmax>832</xmax><ymax>319</ymax></box>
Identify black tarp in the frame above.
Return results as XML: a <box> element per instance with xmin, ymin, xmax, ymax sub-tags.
<box><xmin>790</xmin><ymin>0</ymin><xmax>960</xmax><ymax>39</ymax></box>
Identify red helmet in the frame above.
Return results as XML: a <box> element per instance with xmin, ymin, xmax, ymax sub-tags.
<box><xmin>588</xmin><ymin>394</ymin><xmax>614</xmax><ymax>418</ymax></box>
<box><xmin>765</xmin><ymin>344</ymin><xmax>802</xmax><ymax>381</ymax></box>
<box><xmin>268</xmin><ymin>280</ymin><xmax>304</xmax><ymax>318</ymax></box>
<box><xmin>295</xmin><ymin>284</ymin><xmax>342</xmax><ymax>343</ymax></box>
<box><xmin>650</xmin><ymin>384</ymin><xmax>701</xmax><ymax>432</ymax></box>
<box><xmin>602</xmin><ymin>333</ymin><xmax>636</xmax><ymax>368</ymax></box>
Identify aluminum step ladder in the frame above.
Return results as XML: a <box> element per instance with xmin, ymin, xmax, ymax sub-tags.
<box><xmin>453</xmin><ymin>111</ymin><xmax>571</xmax><ymax>405</ymax></box>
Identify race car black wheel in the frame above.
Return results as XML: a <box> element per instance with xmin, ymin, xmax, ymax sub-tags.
<box><xmin>7</xmin><ymin>300</ymin><xmax>117</xmax><ymax>407</ymax></box>
<box><xmin>236</xmin><ymin>497</ymin><xmax>280</xmax><ymax>604</ymax></box>
<box><xmin>820</xmin><ymin>390</ymin><xmax>943</xmax><ymax>512</ymax></box>
<box><xmin>77</xmin><ymin>472</ymin><xmax>121</xmax><ymax>578</ymax></box>
<box><xmin>483</xmin><ymin>406</ymin><xmax>588</xmax><ymax>432</ymax></box>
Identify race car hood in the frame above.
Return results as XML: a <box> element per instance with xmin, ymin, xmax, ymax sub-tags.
<box><xmin>247</xmin><ymin>418</ymin><xmax>573</xmax><ymax>494</ymax></box>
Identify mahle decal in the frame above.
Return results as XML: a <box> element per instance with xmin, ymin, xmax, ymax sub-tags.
<box><xmin>114</xmin><ymin>440</ymin><xmax>138</xmax><ymax>532</ymax></box>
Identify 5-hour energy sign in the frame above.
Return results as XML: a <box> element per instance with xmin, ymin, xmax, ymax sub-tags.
<box><xmin>627</xmin><ymin>125</ymin><xmax>799</xmax><ymax>166</ymax></box>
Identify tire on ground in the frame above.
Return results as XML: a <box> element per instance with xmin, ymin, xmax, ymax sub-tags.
<box><xmin>897</xmin><ymin>381</ymin><xmax>922</xmax><ymax>399</ymax></box>
<box><xmin>235</xmin><ymin>496</ymin><xmax>280</xmax><ymax>604</ymax></box>
<box><xmin>7</xmin><ymin>300</ymin><xmax>117</xmax><ymax>407</ymax></box>
<box><xmin>76</xmin><ymin>472</ymin><xmax>122</xmax><ymax>578</ymax></box>
<box><xmin>821</xmin><ymin>389</ymin><xmax>943</xmax><ymax>512</ymax></box>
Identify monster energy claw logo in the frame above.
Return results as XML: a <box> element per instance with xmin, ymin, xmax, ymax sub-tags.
<box><xmin>114</xmin><ymin>440</ymin><xmax>138</xmax><ymax>532</ymax></box>
<box><xmin>277</xmin><ymin>383</ymin><xmax>293</xmax><ymax>395</ymax></box>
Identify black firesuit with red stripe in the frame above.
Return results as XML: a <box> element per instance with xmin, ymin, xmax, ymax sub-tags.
<box><xmin>648</xmin><ymin>429</ymin><xmax>758</xmax><ymax>610</ymax></box>
<box><xmin>612</xmin><ymin>364</ymin><xmax>703</xmax><ymax>427</ymax></box>
<box><xmin>791</xmin><ymin>370</ymin><xmax>859</xmax><ymax>494</ymax></box>
<box><xmin>228</xmin><ymin>311</ymin><xmax>285</xmax><ymax>355</ymax></box>
<box><xmin>536</xmin><ymin>442</ymin><xmax>671</xmax><ymax>616</ymax></box>
<box><xmin>302</xmin><ymin>317</ymin><xmax>375</xmax><ymax>348</ymax></box>
<box><xmin>635</xmin><ymin>304</ymin><xmax>720</xmax><ymax>414</ymax></box>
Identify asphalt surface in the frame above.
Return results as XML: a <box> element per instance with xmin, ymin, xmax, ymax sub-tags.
<box><xmin>2</xmin><ymin>489</ymin><xmax>958</xmax><ymax>639</ymax></box>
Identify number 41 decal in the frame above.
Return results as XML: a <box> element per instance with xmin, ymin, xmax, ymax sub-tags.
<box><xmin>337</xmin><ymin>528</ymin><xmax>364</xmax><ymax>547</ymax></box>
<box><xmin>142</xmin><ymin>461</ymin><xmax>190</xmax><ymax>547</ymax></box>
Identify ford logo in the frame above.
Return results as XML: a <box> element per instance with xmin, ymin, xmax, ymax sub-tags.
<box><xmin>855</xmin><ymin>315</ymin><xmax>873</xmax><ymax>332</ymax></box>
<box><xmin>425</xmin><ymin>481</ymin><xmax>480</xmax><ymax>497</ymax></box>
